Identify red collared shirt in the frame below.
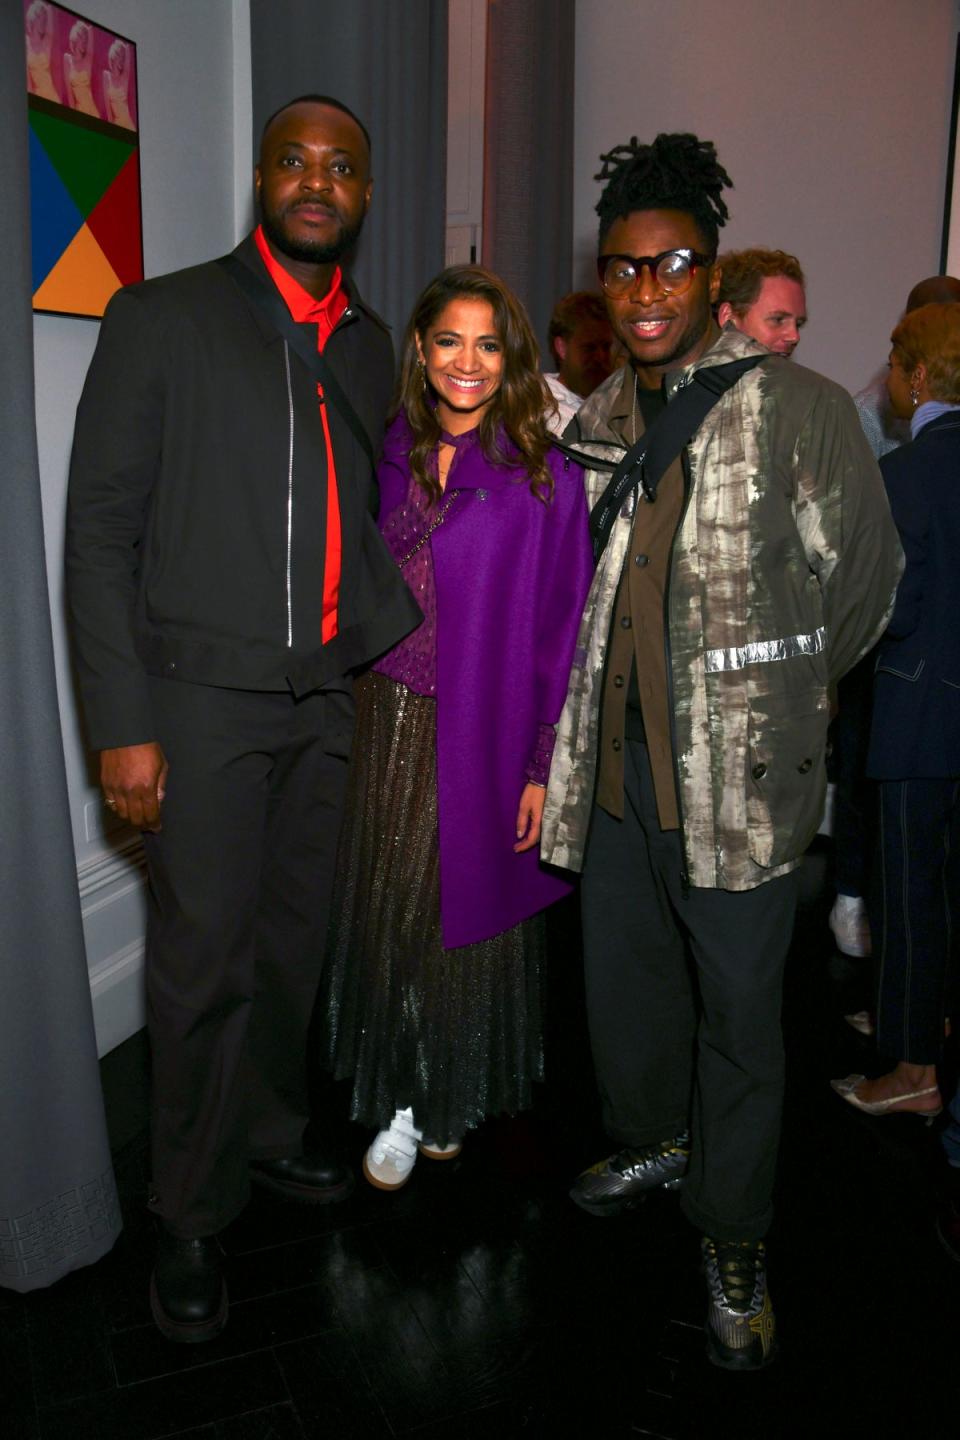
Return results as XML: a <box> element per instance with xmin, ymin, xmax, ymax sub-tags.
<box><xmin>254</xmin><ymin>224</ymin><xmax>349</xmax><ymax>643</ymax></box>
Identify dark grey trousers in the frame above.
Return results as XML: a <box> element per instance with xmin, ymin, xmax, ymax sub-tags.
<box><xmin>142</xmin><ymin>678</ymin><xmax>352</xmax><ymax>1238</ymax></box>
<box><xmin>873</xmin><ymin>777</ymin><xmax>960</xmax><ymax>1064</ymax></box>
<box><xmin>581</xmin><ymin>739</ymin><xmax>799</xmax><ymax>1240</ymax></box>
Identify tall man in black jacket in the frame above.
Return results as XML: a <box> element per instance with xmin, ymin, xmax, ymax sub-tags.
<box><xmin>67</xmin><ymin>96</ymin><xmax>420</xmax><ymax>1342</ymax></box>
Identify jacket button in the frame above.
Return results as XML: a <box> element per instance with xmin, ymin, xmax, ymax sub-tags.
<box><xmin>752</xmin><ymin>762</ymin><xmax>767</xmax><ymax>780</ymax></box>
<box><xmin>635</xmin><ymin>553</ymin><xmax>649</xmax><ymax>567</ymax></box>
<box><xmin>613</xmin><ymin>674</ymin><xmax>624</xmax><ymax>688</ymax></box>
<box><xmin>797</xmin><ymin>757</ymin><xmax>813</xmax><ymax>773</ymax></box>
<box><xmin>612</xmin><ymin>737</ymin><xmax>622</xmax><ymax>751</ymax></box>
<box><xmin>620</xmin><ymin>615</ymin><xmax>632</xmax><ymax>629</ymax></box>
<box><xmin>164</xmin><ymin>662</ymin><xmax>176</xmax><ymax>673</ymax></box>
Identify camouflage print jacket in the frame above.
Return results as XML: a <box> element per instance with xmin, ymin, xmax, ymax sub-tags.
<box><xmin>541</xmin><ymin>326</ymin><xmax>904</xmax><ymax>891</ymax></box>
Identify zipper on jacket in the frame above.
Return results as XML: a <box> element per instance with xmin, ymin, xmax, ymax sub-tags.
<box><xmin>331</xmin><ymin>305</ymin><xmax>359</xmax><ymax>336</ymax></box>
<box><xmin>663</xmin><ymin>447</ymin><xmax>694</xmax><ymax>892</ymax></box>
<box><xmin>283</xmin><ymin>341</ymin><xmax>294</xmax><ymax>649</ymax></box>
<box><xmin>285</xmin><ymin>306</ymin><xmax>359</xmax><ymax>649</ymax></box>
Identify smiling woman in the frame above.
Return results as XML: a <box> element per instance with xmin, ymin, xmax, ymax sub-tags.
<box><xmin>417</xmin><ymin>296</ymin><xmax>504</xmax><ymax>435</ymax></box>
<box><xmin>319</xmin><ymin>264</ymin><xmax>593</xmax><ymax>1192</ymax></box>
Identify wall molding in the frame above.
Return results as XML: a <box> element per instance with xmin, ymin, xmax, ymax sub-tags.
<box><xmin>88</xmin><ymin>936</ymin><xmax>146</xmax><ymax>1058</ymax></box>
<box><xmin>232</xmin><ymin>0</ymin><xmax>253</xmax><ymax>241</ymax></box>
<box><xmin>77</xmin><ymin>837</ymin><xmax>148</xmax><ymax>1056</ymax></box>
<box><xmin>77</xmin><ymin>835</ymin><xmax>147</xmax><ymax>907</ymax></box>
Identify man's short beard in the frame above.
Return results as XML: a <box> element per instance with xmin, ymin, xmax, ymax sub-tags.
<box><xmin>261</xmin><ymin>208</ymin><xmax>365</xmax><ymax>266</ymax></box>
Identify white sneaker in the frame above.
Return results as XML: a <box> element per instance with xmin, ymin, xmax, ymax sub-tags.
<box><xmin>419</xmin><ymin>1138</ymin><xmax>463</xmax><ymax>1161</ymax></box>
<box><xmin>843</xmin><ymin>1010</ymin><xmax>876</xmax><ymax>1037</ymax></box>
<box><xmin>362</xmin><ymin>1108</ymin><xmax>422</xmax><ymax>1190</ymax></box>
<box><xmin>829</xmin><ymin>895</ymin><xmax>872</xmax><ymax>958</ymax></box>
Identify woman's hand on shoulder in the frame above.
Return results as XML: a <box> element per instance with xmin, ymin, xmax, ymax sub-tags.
<box><xmin>514</xmin><ymin>781</ymin><xmax>546</xmax><ymax>853</ymax></box>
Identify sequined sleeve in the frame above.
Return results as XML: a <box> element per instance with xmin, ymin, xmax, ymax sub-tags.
<box><xmin>372</xmin><ymin>477</ymin><xmax>441</xmax><ymax>696</ymax></box>
<box><xmin>525</xmin><ymin>722</ymin><xmax>557</xmax><ymax>786</ymax></box>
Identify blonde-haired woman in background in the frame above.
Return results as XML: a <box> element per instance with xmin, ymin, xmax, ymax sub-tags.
<box><xmin>833</xmin><ymin>303</ymin><xmax>960</xmax><ymax>1121</ymax></box>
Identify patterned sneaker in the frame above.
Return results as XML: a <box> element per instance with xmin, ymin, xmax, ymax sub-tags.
<box><xmin>569</xmin><ymin>1133</ymin><xmax>690</xmax><ymax>1217</ymax></box>
<box><xmin>702</xmin><ymin>1236</ymin><xmax>777</xmax><ymax>1371</ymax></box>
<box><xmin>362</xmin><ymin>1108</ymin><xmax>423</xmax><ymax>1191</ymax></box>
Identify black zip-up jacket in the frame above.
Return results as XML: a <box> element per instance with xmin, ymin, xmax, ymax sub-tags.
<box><xmin>66</xmin><ymin>235</ymin><xmax>421</xmax><ymax>750</ymax></box>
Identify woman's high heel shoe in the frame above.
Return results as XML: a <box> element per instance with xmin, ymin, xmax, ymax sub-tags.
<box><xmin>830</xmin><ymin>1074</ymin><xmax>942</xmax><ymax>1123</ymax></box>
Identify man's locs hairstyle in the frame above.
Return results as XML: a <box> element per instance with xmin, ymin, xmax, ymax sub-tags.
<box><xmin>595</xmin><ymin>133</ymin><xmax>733</xmax><ymax>252</ymax></box>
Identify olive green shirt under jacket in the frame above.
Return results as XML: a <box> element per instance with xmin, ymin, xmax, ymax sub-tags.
<box><xmin>596</xmin><ymin>364</ymin><xmax>682</xmax><ymax>831</ymax></box>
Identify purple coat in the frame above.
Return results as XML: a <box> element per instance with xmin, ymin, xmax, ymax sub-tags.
<box><xmin>376</xmin><ymin>414</ymin><xmax>592</xmax><ymax>948</ymax></box>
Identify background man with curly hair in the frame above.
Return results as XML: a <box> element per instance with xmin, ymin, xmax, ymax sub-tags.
<box><xmin>543</xmin><ymin>290</ymin><xmax>614</xmax><ymax>433</ymax></box>
<box><xmin>716</xmin><ymin>247</ymin><xmax>807</xmax><ymax>357</ymax></box>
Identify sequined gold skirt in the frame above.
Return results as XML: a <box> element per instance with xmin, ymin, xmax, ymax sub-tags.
<box><xmin>321</xmin><ymin>670</ymin><xmax>544</xmax><ymax>1145</ymax></box>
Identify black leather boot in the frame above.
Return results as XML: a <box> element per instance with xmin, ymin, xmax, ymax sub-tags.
<box><xmin>249</xmin><ymin>1151</ymin><xmax>354</xmax><ymax>1204</ymax></box>
<box><xmin>150</xmin><ymin>1228</ymin><xmax>228</xmax><ymax>1343</ymax></box>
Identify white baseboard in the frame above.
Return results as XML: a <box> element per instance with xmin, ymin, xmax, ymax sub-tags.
<box><xmin>77</xmin><ymin>837</ymin><xmax>148</xmax><ymax>1056</ymax></box>
<box><xmin>89</xmin><ymin>939</ymin><xmax>146</xmax><ymax>1057</ymax></box>
<box><xmin>77</xmin><ymin>835</ymin><xmax>147</xmax><ymax>907</ymax></box>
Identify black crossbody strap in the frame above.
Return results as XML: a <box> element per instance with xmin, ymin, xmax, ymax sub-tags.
<box><xmin>588</xmin><ymin>354</ymin><xmax>766</xmax><ymax>563</ymax></box>
<box><xmin>549</xmin><ymin>437</ymin><xmax>618</xmax><ymax>473</ymax></box>
<box><xmin>217</xmin><ymin>251</ymin><xmax>376</xmax><ymax>471</ymax></box>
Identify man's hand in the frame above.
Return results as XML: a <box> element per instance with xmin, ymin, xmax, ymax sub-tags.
<box><xmin>514</xmin><ymin>782</ymin><xmax>546</xmax><ymax>853</ymax></box>
<box><xmin>100</xmin><ymin>742</ymin><xmax>168</xmax><ymax>832</ymax></box>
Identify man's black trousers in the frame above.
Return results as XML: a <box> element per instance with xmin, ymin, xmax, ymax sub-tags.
<box><xmin>581</xmin><ymin>739</ymin><xmax>799</xmax><ymax>1240</ymax></box>
<box><xmin>142</xmin><ymin>677</ymin><xmax>352</xmax><ymax>1238</ymax></box>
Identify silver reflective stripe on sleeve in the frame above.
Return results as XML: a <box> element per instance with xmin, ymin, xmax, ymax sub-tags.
<box><xmin>704</xmin><ymin>626</ymin><xmax>826</xmax><ymax>673</ymax></box>
<box><xmin>283</xmin><ymin>342</ymin><xmax>294</xmax><ymax>649</ymax></box>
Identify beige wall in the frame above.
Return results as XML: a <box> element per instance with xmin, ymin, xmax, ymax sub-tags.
<box><xmin>35</xmin><ymin>0</ymin><xmax>247</xmax><ymax>1054</ymax></box>
<box><xmin>574</xmin><ymin>0</ymin><xmax>958</xmax><ymax>391</ymax></box>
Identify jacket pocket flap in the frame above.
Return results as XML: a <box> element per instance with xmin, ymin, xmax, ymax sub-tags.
<box><xmin>876</xmin><ymin>657</ymin><xmax>925</xmax><ymax>682</ymax></box>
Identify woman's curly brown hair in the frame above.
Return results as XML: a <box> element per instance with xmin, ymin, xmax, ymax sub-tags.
<box><xmin>395</xmin><ymin>264</ymin><xmax>554</xmax><ymax>505</ymax></box>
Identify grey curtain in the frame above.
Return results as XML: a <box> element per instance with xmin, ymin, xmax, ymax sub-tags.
<box><xmin>0</xmin><ymin>4</ymin><xmax>120</xmax><ymax>1292</ymax></box>
<box><xmin>482</xmin><ymin>0</ymin><xmax>575</xmax><ymax>360</ymax></box>
<box><xmin>249</xmin><ymin>0</ymin><xmax>448</xmax><ymax>346</ymax></box>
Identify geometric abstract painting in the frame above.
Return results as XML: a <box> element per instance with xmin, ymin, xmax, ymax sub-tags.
<box><xmin>26</xmin><ymin>1</ymin><xmax>141</xmax><ymax>317</ymax></box>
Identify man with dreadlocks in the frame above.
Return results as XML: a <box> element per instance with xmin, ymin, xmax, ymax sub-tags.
<box><xmin>541</xmin><ymin>133</ymin><xmax>901</xmax><ymax>1369</ymax></box>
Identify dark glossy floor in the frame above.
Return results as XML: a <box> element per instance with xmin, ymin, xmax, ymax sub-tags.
<box><xmin>4</xmin><ymin>843</ymin><xmax>959</xmax><ymax>1439</ymax></box>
